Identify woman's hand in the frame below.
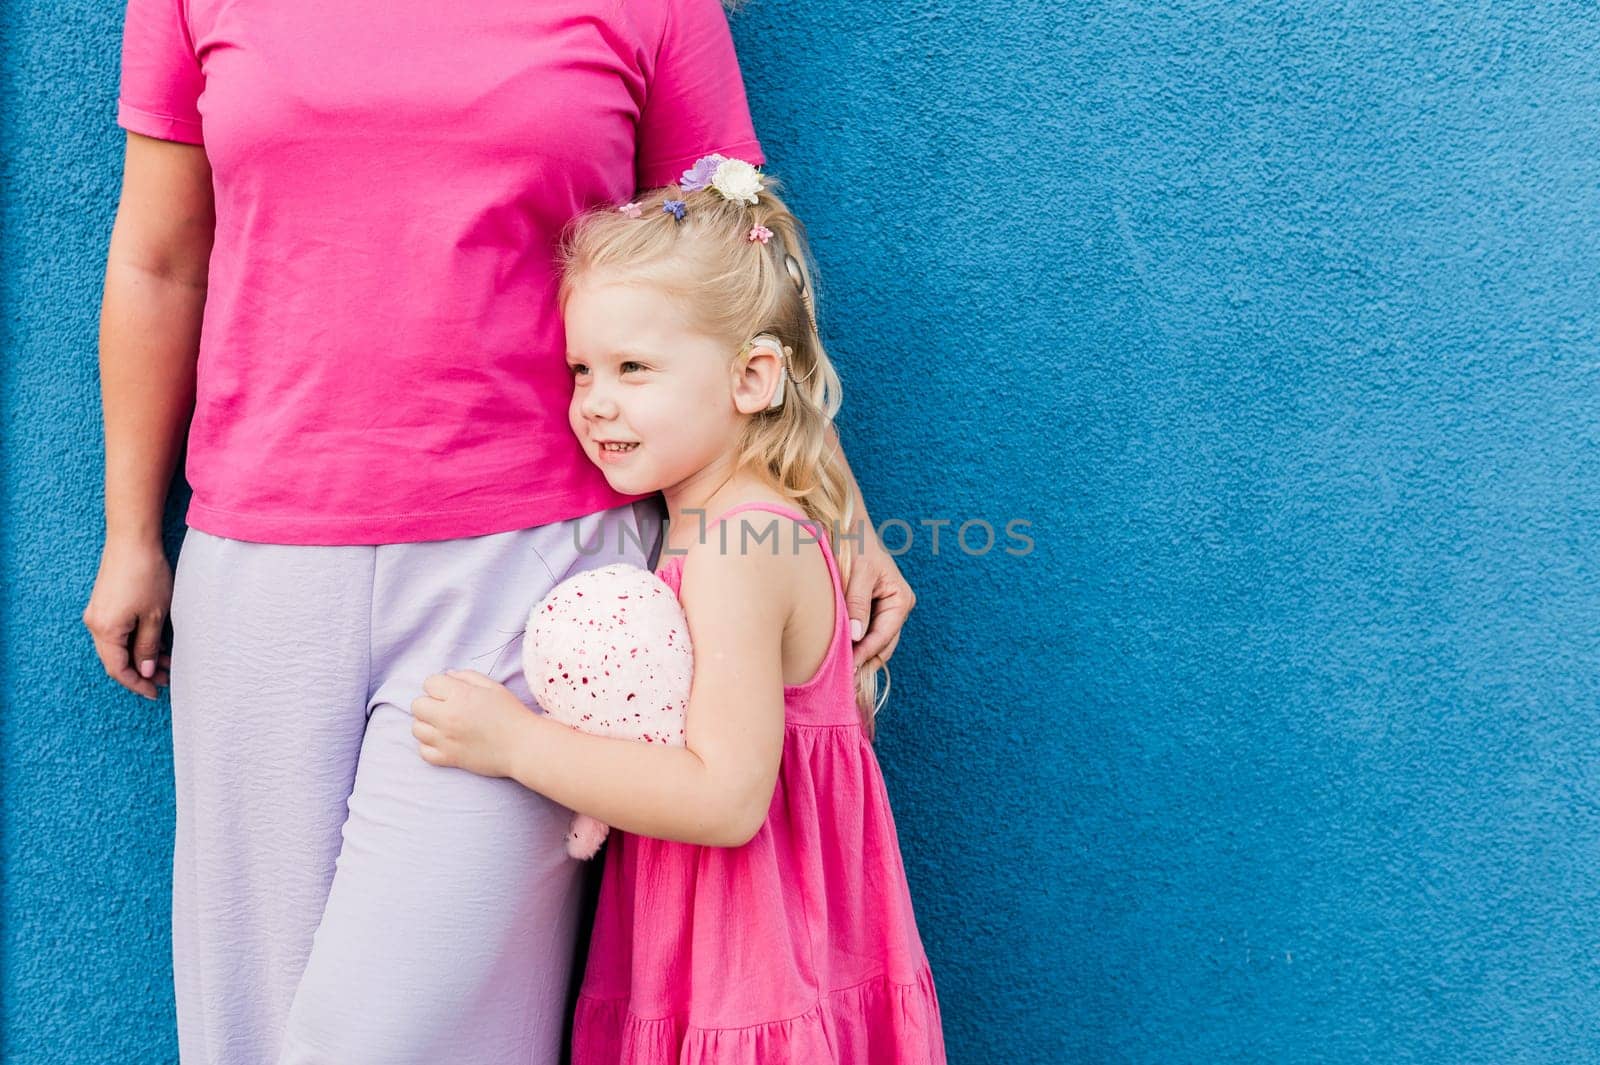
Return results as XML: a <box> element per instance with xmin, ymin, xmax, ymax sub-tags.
<box><xmin>83</xmin><ymin>536</ymin><xmax>173</xmax><ymax>700</ymax></box>
<box><xmin>845</xmin><ymin>522</ymin><xmax>917</xmax><ymax>671</ymax></box>
<box><xmin>411</xmin><ymin>669</ymin><xmax>534</xmax><ymax>779</ymax></box>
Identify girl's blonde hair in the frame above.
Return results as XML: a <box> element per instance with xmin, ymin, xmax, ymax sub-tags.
<box><xmin>559</xmin><ymin>174</ymin><xmax>888</xmax><ymax>738</ymax></box>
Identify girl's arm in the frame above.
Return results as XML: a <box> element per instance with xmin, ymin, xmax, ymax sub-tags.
<box><xmin>413</xmin><ymin>535</ymin><xmax>792</xmax><ymax>848</ymax></box>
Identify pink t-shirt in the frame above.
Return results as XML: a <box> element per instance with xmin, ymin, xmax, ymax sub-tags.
<box><xmin>117</xmin><ymin>0</ymin><xmax>764</xmax><ymax>544</ymax></box>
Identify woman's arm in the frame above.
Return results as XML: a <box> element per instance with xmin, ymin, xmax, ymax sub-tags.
<box><xmin>413</xmin><ymin>538</ymin><xmax>792</xmax><ymax>848</ymax></box>
<box><xmin>82</xmin><ymin>132</ymin><xmax>214</xmax><ymax>698</ymax></box>
<box><xmin>825</xmin><ymin>423</ymin><xmax>918</xmax><ymax>670</ymax></box>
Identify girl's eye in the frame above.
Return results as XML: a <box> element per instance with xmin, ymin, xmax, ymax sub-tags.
<box><xmin>569</xmin><ymin>363</ymin><xmax>589</xmax><ymax>377</ymax></box>
<box><xmin>621</xmin><ymin>361</ymin><xmax>646</xmax><ymax>373</ymax></box>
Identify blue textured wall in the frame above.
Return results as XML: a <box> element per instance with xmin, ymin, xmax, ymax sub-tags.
<box><xmin>6</xmin><ymin>1</ymin><xmax>1600</xmax><ymax>1061</ymax></box>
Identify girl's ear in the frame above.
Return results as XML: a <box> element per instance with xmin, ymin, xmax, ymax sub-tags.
<box><xmin>730</xmin><ymin>337</ymin><xmax>785</xmax><ymax>415</ymax></box>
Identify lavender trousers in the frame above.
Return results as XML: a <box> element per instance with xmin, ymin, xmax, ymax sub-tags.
<box><xmin>167</xmin><ymin>500</ymin><xmax>661</xmax><ymax>1065</ymax></box>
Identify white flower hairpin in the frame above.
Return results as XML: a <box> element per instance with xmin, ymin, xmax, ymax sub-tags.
<box><xmin>616</xmin><ymin>154</ymin><xmax>770</xmax><ymax>221</ymax></box>
<box><xmin>678</xmin><ymin>154</ymin><xmax>765</xmax><ymax>205</ymax></box>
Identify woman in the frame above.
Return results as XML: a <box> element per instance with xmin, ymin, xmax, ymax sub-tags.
<box><xmin>82</xmin><ymin>1</ymin><xmax>916</xmax><ymax>1062</ymax></box>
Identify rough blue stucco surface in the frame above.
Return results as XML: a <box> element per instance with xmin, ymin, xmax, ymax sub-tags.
<box><xmin>5</xmin><ymin>1</ymin><xmax>1600</xmax><ymax>1062</ymax></box>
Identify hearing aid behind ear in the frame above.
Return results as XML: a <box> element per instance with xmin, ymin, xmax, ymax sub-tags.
<box><xmin>745</xmin><ymin>333</ymin><xmax>789</xmax><ymax>410</ymax></box>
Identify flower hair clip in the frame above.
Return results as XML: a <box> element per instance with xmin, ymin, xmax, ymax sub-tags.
<box><xmin>680</xmin><ymin>153</ymin><xmax>765</xmax><ymax>206</ymax></box>
<box><xmin>662</xmin><ymin>199</ymin><xmax>687</xmax><ymax>221</ymax></box>
<box><xmin>747</xmin><ymin>224</ymin><xmax>773</xmax><ymax>244</ymax></box>
<box><xmin>617</xmin><ymin>201</ymin><xmax>642</xmax><ymax>218</ymax></box>
<box><xmin>678</xmin><ymin>155</ymin><xmax>725</xmax><ymax>191</ymax></box>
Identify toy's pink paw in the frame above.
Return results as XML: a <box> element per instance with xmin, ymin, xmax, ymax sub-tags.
<box><xmin>566</xmin><ymin>813</ymin><xmax>610</xmax><ymax>860</ymax></box>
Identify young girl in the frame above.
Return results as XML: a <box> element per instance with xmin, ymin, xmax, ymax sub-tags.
<box><xmin>409</xmin><ymin>156</ymin><xmax>945</xmax><ymax>1064</ymax></box>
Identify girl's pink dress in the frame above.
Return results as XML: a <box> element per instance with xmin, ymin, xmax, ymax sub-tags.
<box><xmin>572</xmin><ymin>501</ymin><xmax>946</xmax><ymax>1064</ymax></box>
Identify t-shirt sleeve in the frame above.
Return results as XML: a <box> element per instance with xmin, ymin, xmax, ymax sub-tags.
<box><xmin>116</xmin><ymin>0</ymin><xmax>205</xmax><ymax>145</ymax></box>
<box><xmin>635</xmin><ymin>0</ymin><xmax>765</xmax><ymax>189</ymax></box>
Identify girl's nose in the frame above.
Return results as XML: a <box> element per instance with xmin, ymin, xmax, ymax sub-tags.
<box><xmin>581</xmin><ymin>385</ymin><xmax>618</xmax><ymax>420</ymax></box>
<box><xmin>582</xmin><ymin>377</ymin><xmax>617</xmax><ymax>415</ymax></box>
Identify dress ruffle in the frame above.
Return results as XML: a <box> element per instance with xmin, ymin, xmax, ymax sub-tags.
<box><xmin>573</xmin><ymin>963</ymin><xmax>945</xmax><ymax>1065</ymax></box>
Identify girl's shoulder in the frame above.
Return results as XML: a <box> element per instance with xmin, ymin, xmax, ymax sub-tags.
<box><xmin>660</xmin><ymin>493</ymin><xmax>815</xmax><ymax>558</ymax></box>
<box><xmin>669</xmin><ymin>499</ymin><xmax>842</xmax><ymax>691</ymax></box>
<box><xmin>669</xmin><ymin>498</ymin><xmax>824</xmax><ymax>583</ymax></box>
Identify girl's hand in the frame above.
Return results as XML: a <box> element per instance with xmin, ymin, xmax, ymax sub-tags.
<box><xmin>411</xmin><ymin>669</ymin><xmax>532</xmax><ymax>778</ymax></box>
<box><xmin>846</xmin><ymin>524</ymin><xmax>917</xmax><ymax>671</ymax></box>
<box><xmin>83</xmin><ymin>535</ymin><xmax>174</xmax><ymax>700</ymax></box>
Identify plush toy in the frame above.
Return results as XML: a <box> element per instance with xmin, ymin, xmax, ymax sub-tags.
<box><xmin>524</xmin><ymin>562</ymin><xmax>693</xmax><ymax>859</ymax></box>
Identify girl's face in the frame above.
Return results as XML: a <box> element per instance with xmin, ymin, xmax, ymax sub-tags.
<box><xmin>563</xmin><ymin>272</ymin><xmax>744</xmax><ymax>498</ymax></box>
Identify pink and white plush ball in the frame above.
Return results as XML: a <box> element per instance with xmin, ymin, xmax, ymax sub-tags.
<box><xmin>525</xmin><ymin>563</ymin><xmax>692</xmax><ymax>858</ymax></box>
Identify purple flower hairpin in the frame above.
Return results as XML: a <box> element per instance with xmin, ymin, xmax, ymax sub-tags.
<box><xmin>679</xmin><ymin>154</ymin><xmax>728</xmax><ymax>192</ymax></box>
<box><xmin>662</xmin><ymin>199</ymin><xmax>687</xmax><ymax>221</ymax></box>
<box><xmin>679</xmin><ymin>153</ymin><xmax>766</xmax><ymax>205</ymax></box>
<box><xmin>618</xmin><ymin>201</ymin><xmax>642</xmax><ymax>218</ymax></box>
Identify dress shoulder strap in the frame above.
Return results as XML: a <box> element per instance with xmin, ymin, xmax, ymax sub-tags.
<box><xmin>685</xmin><ymin>500</ymin><xmax>856</xmax><ymax>702</ymax></box>
<box><xmin>702</xmin><ymin>501</ymin><xmax>842</xmax><ymax>589</ymax></box>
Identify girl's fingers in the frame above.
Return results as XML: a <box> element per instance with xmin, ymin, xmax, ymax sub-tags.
<box><xmin>421</xmin><ymin>672</ymin><xmax>459</xmax><ymax>698</ymax></box>
<box><xmin>450</xmin><ymin>669</ymin><xmax>498</xmax><ymax>688</ymax></box>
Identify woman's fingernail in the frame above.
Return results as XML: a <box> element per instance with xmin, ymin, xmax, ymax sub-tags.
<box><xmin>850</xmin><ymin>620</ymin><xmax>865</xmax><ymax>642</ymax></box>
<box><xmin>139</xmin><ymin>659</ymin><xmax>156</xmax><ymax>678</ymax></box>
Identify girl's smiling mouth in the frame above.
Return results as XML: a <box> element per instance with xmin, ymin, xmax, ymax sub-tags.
<box><xmin>596</xmin><ymin>440</ymin><xmax>640</xmax><ymax>461</ymax></box>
